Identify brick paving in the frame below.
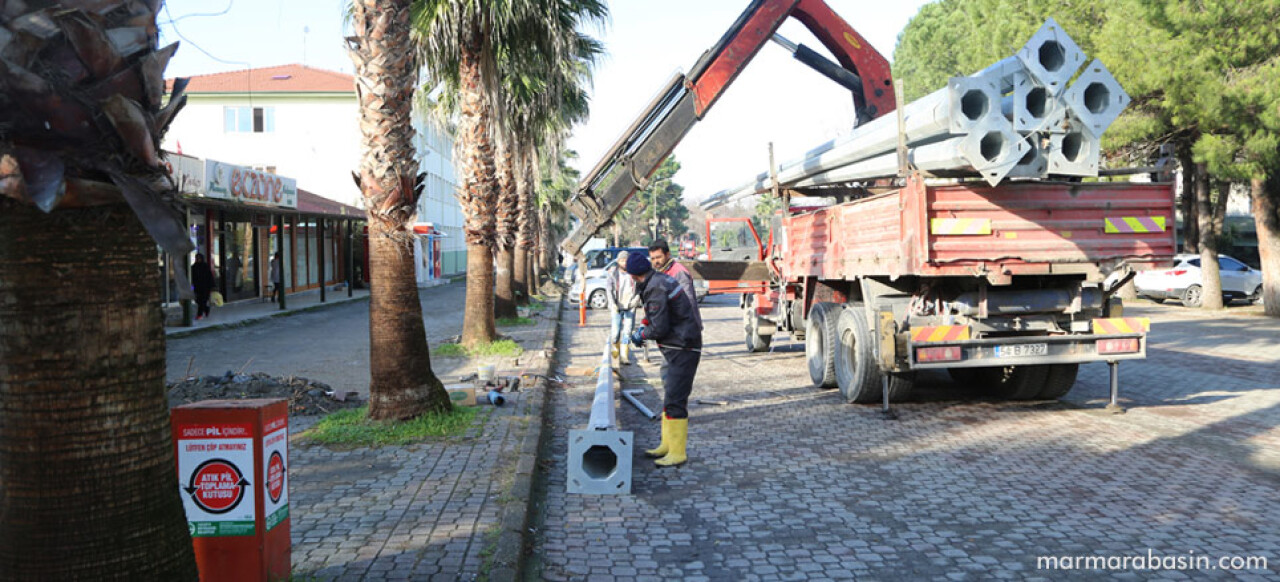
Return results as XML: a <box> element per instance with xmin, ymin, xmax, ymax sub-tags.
<box><xmin>531</xmin><ymin>296</ymin><xmax>1280</xmax><ymax>581</ymax></box>
<box><xmin>287</xmin><ymin>300</ymin><xmax>559</xmax><ymax>581</ymax></box>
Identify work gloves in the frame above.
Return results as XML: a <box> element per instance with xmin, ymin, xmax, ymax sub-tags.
<box><xmin>630</xmin><ymin>326</ymin><xmax>646</xmax><ymax>347</ymax></box>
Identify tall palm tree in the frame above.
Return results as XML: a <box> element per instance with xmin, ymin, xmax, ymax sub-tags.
<box><xmin>349</xmin><ymin>0</ymin><xmax>452</xmax><ymax>420</ymax></box>
<box><xmin>412</xmin><ymin>0</ymin><xmax>606</xmax><ymax>347</ymax></box>
<box><xmin>0</xmin><ymin>2</ymin><xmax>198</xmax><ymax>578</ymax></box>
<box><xmin>537</xmin><ymin>149</ymin><xmax>581</xmax><ymax>276</ymax></box>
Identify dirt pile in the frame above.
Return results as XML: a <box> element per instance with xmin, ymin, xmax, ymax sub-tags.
<box><xmin>167</xmin><ymin>372</ymin><xmax>362</xmax><ymax>416</ymax></box>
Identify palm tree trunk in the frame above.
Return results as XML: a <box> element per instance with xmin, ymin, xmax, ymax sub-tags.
<box><xmin>350</xmin><ymin>0</ymin><xmax>450</xmax><ymax>419</ymax></box>
<box><xmin>0</xmin><ymin>202</ymin><xmax>198</xmax><ymax>580</ymax></box>
<box><xmin>513</xmin><ymin>157</ymin><xmax>534</xmax><ymax>304</ymax></box>
<box><xmin>456</xmin><ymin>31</ymin><xmax>499</xmax><ymax>347</ymax></box>
<box><xmin>494</xmin><ymin>143</ymin><xmax>518</xmax><ymax>319</ymax></box>
<box><xmin>366</xmin><ymin>222</ymin><xmax>448</xmax><ymax>419</ymax></box>
<box><xmin>464</xmin><ymin>242</ymin><xmax>498</xmax><ymax>343</ymax></box>
<box><xmin>1255</xmin><ymin>176</ymin><xmax>1280</xmax><ymax>316</ymax></box>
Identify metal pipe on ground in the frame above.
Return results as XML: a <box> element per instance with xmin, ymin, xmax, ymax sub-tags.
<box><xmin>567</xmin><ymin>347</ymin><xmax>633</xmax><ymax>495</ymax></box>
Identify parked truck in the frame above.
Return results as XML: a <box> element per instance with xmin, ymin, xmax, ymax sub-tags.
<box><xmin>562</xmin><ymin>0</ymin><xmax>1176</xmax><ymax>405</ymax></box>
<box><xmin>727</xmin><ymin>176</ymin><xmax>1174</xmax><ymax>403</ymax></box>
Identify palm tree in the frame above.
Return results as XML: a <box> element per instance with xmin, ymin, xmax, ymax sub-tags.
<box><xmin>537</xmin><ymin>150</ymin><xmax>581</xmax><ymax>276</ymax></box>
<box><xmin>412</xmin><ymin>0</ymin><xmax>606</xmax><ymax>347</ymax></box>
<box><xmin>349</xmin><ymin>0</ymin><xmax>452</xmax><ymax>420</ymax></box>
<box><xmin>0</xmin><ymin>2</ymin><xmax>198</xmax><ymax>578</ymax></box>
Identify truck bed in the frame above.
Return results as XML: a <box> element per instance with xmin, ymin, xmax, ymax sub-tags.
<box><xmin>780</xmin><ymin>177</ymin><xmax>1176</xmax><ymax>285</ymax></box>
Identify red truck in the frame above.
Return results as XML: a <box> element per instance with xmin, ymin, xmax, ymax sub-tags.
<box><xmin>734</xmin><ymin>176</ymin><xmax>1174</xmax><ymax>404</ymax></box>
<box><xmin>561</xmin><ymin>0</ymin><xmax>1175</xmax><ymax>406</ymax></box>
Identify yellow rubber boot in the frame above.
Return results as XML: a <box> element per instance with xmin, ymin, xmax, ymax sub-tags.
<box><xmin>644</xmin><ymin>415</ymin><xmax>669</xmax><ymax>458</ymax></box>
<box><xmin>610</xmin><ymin>342</ymin><xmax>620</xmax><ymax>361</ymax></box>
<box><xmin>654</xmin><ymin>417</ymin><xmax>687</xmax><ymax>467</ymax></box>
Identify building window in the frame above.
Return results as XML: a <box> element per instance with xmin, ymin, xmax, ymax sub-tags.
<box><xmin>224</xmin><ymin>106</ymin><xmax>275</xmax><ymax>133</ymax></box>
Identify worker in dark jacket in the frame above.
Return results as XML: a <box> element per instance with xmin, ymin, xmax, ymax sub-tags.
<box><xmin>625</xmin><ymin>253</ymin><xmax>701</xmax><ymax>467</ymax></box>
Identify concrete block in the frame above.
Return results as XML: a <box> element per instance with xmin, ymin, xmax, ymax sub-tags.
<box><xmin>566</xmin><ymin>428</ymin><xmax>633</xmax><ymax>495</ymax></box>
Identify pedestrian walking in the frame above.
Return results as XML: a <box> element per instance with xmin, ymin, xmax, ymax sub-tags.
<box><xmin>268</xmin><ymin>251</ymin><xmax>283</xmax><ymax>301</ymax></box>
<box><xmin>191</xmin><ymin>253</ymin><xmax>216</xmax><ymax>321</ymax></box>
<box><xmin>626</xmin><ymin>253</ymin><xmax>701</xmax><ymax>467</ymax></box>
<box><xmin>606</xmin><ymin>251</ymin><xmax>641</xmax><ymax>364</ymax></box>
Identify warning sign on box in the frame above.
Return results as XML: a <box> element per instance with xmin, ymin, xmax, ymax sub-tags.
<box><xmin>177</xmin><ymin>423</ymin><xmax>256</xmax><ymax>537</ymax></box>
<box><xmin>262</xmin><ymin>415</ymin><xmax>288</xmax><ymax>531</ymax></box>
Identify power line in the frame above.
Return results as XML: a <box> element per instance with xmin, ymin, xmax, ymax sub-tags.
<box><xmin>161</xmin><ymin>2</ymin><xmax>251</xmax><ymax>69</ymax></box>
<box><xmin>157</xmin><ymin>0</ymin><xmax>235</xmax><ymax>26</ymax></box>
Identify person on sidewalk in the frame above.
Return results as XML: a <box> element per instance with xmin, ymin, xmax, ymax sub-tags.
<box><xmin>626</xmin><ymin>253</ymin><xmax>701</xmax><ymax>467</ymax></box>
<box><xmin>191</xmin><ymin>253</ymin><xmax>216</xmax><ymax>321</ymax></box>
<box><xmin>606</xmin><ymin>251</ymin><xmax>642</xmax><ymax>364</ymax></box>
<box><xmin>268</xmin><ymin>251</ymin><xmax>283</xmax><ymax>302</ymax></box>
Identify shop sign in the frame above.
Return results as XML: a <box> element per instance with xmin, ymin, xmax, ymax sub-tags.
<box><xmin>176</xmin><ymin>422</ymin><xmax>257</xmax><ymax>537</ymax></box>
<box><xmin>167</xmin><ymin>153</ymin><xmax>206</xmax><ymax>196</ymax></box>
<box><xmin>204</xmin><ymin>160</ymin><xmax>297</xmax><ymax>209</ymax></box>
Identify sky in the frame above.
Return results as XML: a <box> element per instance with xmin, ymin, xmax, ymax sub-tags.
<box><xmin>158</xmin><ymin>0</ymin><xmax>934</xmax><ymax>204</ymax></box>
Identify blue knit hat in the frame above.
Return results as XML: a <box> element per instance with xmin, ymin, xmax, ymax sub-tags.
<box><xmin>624</xmin><ymin>252</ymin><xmax>652</xmax><ymax>276</ymax></box>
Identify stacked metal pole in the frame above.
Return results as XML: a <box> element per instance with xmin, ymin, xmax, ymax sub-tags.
<box><xmin>701</xmin><ymin>18</ymin><xmax>1131</xmax><ymax>210</ymax></box>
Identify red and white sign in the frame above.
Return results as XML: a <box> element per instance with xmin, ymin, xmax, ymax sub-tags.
<box><xmin>204</xmin><ymin>159</ymin><xmax>297</xmax><ymax>209</ymax></box>
<box><xmin>262</xmin><ymin>416</ymin><xmax>289</xmax><ymax>531</ymax></box>
<box><xmin>177</xmin><ymin>423</ymin><xmax>256</xmax><ymax>537</ymax></box>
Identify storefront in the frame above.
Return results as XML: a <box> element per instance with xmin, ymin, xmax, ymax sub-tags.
<box><xmin>160</xmin><ymin>154</ymin><xmax>366</xmax><ymax>306</ymax></box>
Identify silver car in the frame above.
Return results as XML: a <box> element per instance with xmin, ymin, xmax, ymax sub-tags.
<box><xmin>1135</xmin><ymin>253</ymin><xmax>1263</xmax><ymax>307</ymax></box>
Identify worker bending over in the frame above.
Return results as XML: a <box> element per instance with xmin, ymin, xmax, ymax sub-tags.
<box><xmin>626</xmin><ymin>253</ymin><xmax>702</xmax><ymax>467</ymax></box>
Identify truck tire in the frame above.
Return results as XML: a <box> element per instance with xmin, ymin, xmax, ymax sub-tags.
<box><xmin>834</xmin><ymin>306</ymin><xmax>914</xmax><ymax>403</ymax></box>
<box><xmin>1036</xmin><ymin>364</ymin><xmax>1079</xmax><ymax>400</ymax></box>
<box><xmin>981</xmin><ymin>365</ymin><xmax>1049</xmax><ymax>400</ymax></box>
<box><xmin>947</xmin><ymin>367</ymin><xmax>983</xmax><ymax>386</ymax></box>
<box><xmin>744</xmin><ymin>300</ymin><xmax>772</xmax><ymax>353</ymax></box>
<box><xmin>805</xmin><ymin>302</ymin><xmax>840</xmax><ymax>388</ymax></box>
<box><xmin>790</xmin><ymin>300</ymin><xmax>806</xmax><ymax>341</ymax></box>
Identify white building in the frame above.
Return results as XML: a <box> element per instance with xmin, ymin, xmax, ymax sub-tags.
<box><xmin>411</xmin><ymin>114</ymin><xmax>467</xmax><ymax>284</ymax></box>
<box><xmin>163</xmin><ymin>64</ymin><xmax>466</xmax><ymax>285</ymax></box>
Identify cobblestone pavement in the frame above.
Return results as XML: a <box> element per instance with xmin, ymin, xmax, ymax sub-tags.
<box><xmin>168</xmin><ymin>286</ymin><xmax>559</xmax><ymax>581</ymax></box>
<box><xmin>531</xmin><ymin>296</ymin><xmax>1280</xmax><ymax>581</ymax></box>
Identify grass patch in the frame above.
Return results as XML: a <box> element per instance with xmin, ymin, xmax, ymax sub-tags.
<box><xmin>434</xmin><ymin>343</ymin><xmax>467</xmax><ymax>357</ymax></box>
<box><xmin>476</xmin><ymin>526</ymin><xmax>504</xmax><ymax>582</ymax></box>
<box><xmin>497</xmin><ymin>316</ymin><xmax>534</xmax><ymax>327</ymax></box>
<box><xmin>433</xmin><ymin>339</ymin><xmax>524</xmax><ymax>358</ymax></box>
<box><xmin>305</xmin><ymin>405</ymin><xmax>478</xmax><ymax>446</ymax></box>
<box><xmin>526</xmin><ymin>298</ymin><xmax>547</xmax><ymax>311</ymax></box>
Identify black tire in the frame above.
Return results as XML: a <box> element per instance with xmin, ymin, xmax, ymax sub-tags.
<box><xmin>744</xmin><ymin>299</ymin><xmax>772</xmax><ymax>353</ymax></box>
<box><xmin>834</xmin><ymin>306</ymin><xmax>914</xmax><ymax>403</ymax></box>
<box><xmin>1037</xmin><ymin>364</ymin><xmax>1080</xmax><ymax>400</ymax></box>
<box><xmin>587</xmin><ymin>289</ymin><xmax>608</xmax><ymax>310</ymax></box>
<box><xmin>1182</xmin><ymin>284</ymin><xmax>1203</xmax><ymax>308</ymax></box>
<box><xmin>805</xmin><ymin>302</ymin><xmax>840</xmax><ymax>388</ymax></box>
<box><xmin>980</xmin><ymin>365</ymin><xmax>1050</xmax><ymax>400</ymax></box>
<box><xmin>789</xmin><ymin>300</ymin><xmax>807</xmax><ymax>341</ymax></box>
<box><xmin>947</xmin><ymin>367</ymin><xmax>983</xmax><ymax>386</ymax></box>
<box><xmin>1251</xmin><ymin>285</ymin><xmax>1263</xmax><ymax>304</ymax></box>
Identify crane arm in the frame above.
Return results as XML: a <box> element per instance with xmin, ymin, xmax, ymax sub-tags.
<box><xmin>561</xmin><ymin>0</ymin><xmax>895</xmax><ymax>257</ymax></box>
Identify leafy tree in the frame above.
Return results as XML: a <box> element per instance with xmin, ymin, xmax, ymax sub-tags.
<box><xmin>616</xmin><ymin>156</ymin><xmax>689</xmax><ymax>245</ymax></box>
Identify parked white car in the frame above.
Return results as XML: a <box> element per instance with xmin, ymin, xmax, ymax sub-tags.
<box><xmin>1135</xmin><ymin>253</ymin><xmax>1263</xmax><ymax>307</ymax></box>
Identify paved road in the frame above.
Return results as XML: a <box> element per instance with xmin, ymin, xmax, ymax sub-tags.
<box><xmin>534</xmin><ymin>295</ymin><xmax>1280</xmax><ymax>581</ymax></box>
<box><xmin>166</xmin><ymin>283</ymin><xmax>470</xmax><ymax>397</ymax></box>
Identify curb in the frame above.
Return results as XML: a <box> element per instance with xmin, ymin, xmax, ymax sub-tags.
<box><xmin>489</xmin><ymin>294</ymin><xmax>564</xmax><ymax>582</ymax></box>
<box><xmin>165</xmin><ymin>295</ymin><xmax>371</xmax><ymax>339</ymax></box>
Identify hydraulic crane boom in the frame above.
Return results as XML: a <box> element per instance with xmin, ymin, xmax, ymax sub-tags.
<box><xmin>561</xmin><ymin>0</ymin><xmax>896</xmax><ymax>257</ymax></box>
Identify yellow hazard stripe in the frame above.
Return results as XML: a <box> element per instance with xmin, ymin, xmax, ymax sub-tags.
<box><xmin>1104</xmin><ymin>216</ymin><xmax>1167</xmax><ymax>234</ymax></box>
<box><xmin>911</xmin><ymin>325</ymin><xmax>971</xmax><ymax>342</ymax></box>
<box><xmin>930</xmin><ymin>218</ymin><xmax>991</xmax><ymax>236</ymax></box>
<box><xmin>1091</xmin><ymin>317</ymin><xmax>1151</xmax><ymax>335</ymax></box>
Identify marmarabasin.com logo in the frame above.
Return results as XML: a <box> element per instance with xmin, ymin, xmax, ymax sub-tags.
<box><xmin>1038</xmin><ymin>551</ymin><xmax>1268</xmax><ymax>571</ymax></box>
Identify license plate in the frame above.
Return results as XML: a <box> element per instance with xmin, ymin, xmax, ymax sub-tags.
<box><xmin>996</xmin><ymin>343</ymin><xmax>1048</xmax><ymax>358</ymax></box>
